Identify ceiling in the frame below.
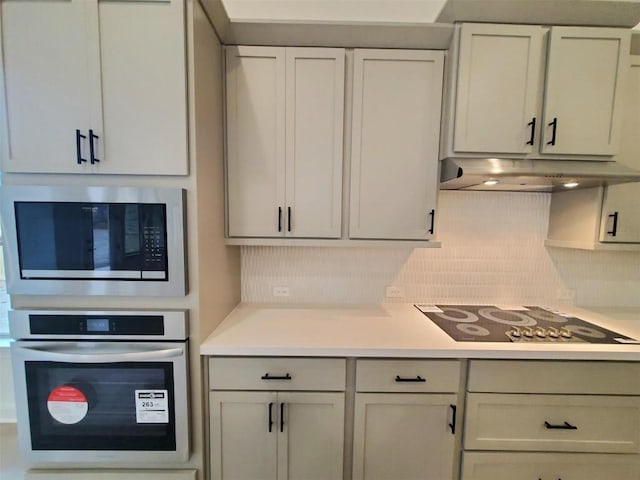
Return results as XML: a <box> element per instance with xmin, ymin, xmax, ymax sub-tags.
<box><xmin>220</xmin><ymin>0</ymin><xmax>640</xmax><ymax>28</ymax></box>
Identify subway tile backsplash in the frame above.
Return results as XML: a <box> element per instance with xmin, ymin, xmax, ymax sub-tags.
<box><xmin>242</xmin><ymin>191</ymin><xmax>640</xmax><ymax>307</ymax></box>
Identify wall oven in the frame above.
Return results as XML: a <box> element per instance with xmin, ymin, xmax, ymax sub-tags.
<box><xmin>0</xmin><ymin>185</ymin><xmax>187</xmax><ymax>296</ymax></box>
<box><xmin>9</xmin><ymin>310</ymin><xmax>189</xmax><ymax>465</ymax></box>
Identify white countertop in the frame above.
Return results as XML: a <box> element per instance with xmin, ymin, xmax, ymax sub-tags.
<box><xmin>200</xmin><ymin>303</ymin><xmax>640</xmax><ymax>360</ymax></box>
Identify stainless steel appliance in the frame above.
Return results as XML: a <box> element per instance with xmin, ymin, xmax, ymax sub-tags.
<box><xmin>9</xmin><ymin>310</ymin><xmax>189</xmax><ymax>465</ymax></box>
<box><xmin>416</xmin><ymin>304</ymin><xmax>638</xmax><ymax>343</ymax></box>
<box><xmin>0</xmin><ymin>185</ymin><xmax>187</xmax><ymax>296</ymax></box>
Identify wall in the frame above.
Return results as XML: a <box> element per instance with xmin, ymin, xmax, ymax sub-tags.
<box><xmin>242</xmin><ymin>191</ymin><xmax>640</xmax><ymax>308</ymax></box>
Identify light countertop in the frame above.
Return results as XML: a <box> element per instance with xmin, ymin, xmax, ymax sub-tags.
<box><xmin>200</xmin><ymin>303</ymin><xmax>640</xmax><ymax>360</ymax></box>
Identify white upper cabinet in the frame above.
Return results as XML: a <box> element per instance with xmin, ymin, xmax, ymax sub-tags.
<box><xmin>350</xmin><ymin>49</ymin><xmax>444</xmax><ymax>240</ymax></box>
<box><xmin>0</xmin><ymin>0</ymin><xmax>188</xmax><ymax>175</ymax></box>
<box><xmin>453</xmin><ymin>23</ymin><xmax>544</xmax><ymax>154</ymax></box>
<box><xmin>226</xmin><ymin>46</ymin><xmax>344</xmax><ymax>239</ymax></box>
<box><xmin>541</xmin><ymin>27</ymin><xmax>630</xmax><ymax>156</ymax></box>
<box><xmin>446</xmin><ymin>23</ymin><xmax>630</xmax><ymax>158</ymax></box>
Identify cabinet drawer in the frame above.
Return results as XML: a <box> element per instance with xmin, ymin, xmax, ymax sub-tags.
<box><xmin>465</xmin><ymin>393</ymin><xmax>640</xmax><ymax>453</ymax></box>
<box><xmin>468</xmin><ymin>360</ymin><xmax>640</xmax><ymax>394</ymax></box>
<box><xmin>462</xmin><ymin>452</ymin><xmax>640</xmax><ymax>480</ymax></box>
<box><xmin>209</xmin><ymin>357</ymin><xmax>346</xmax><ymax>391</ymax></box>
<box><xmin>356</xmin><ymin>359</ymin><xmax>460</xmax><ymax>393</ymax></box>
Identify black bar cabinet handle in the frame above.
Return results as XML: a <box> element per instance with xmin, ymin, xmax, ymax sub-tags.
<box><xmin>76</xmin><ymin>129</ymin><xmax>87</xmax><ymax>164</ymax></box>
<box><xmin>608</xmin><ymin>212</ymin><xmax>619</xmax><ymax>237</ymax></box>
<box><xmin>449</xmin><ymin>404</ymin><xmax>457</xmax><ymax>434</ymax></box>
<box><xmin>280</xmin><ymin>402</ymin><xmax>285</xmax><ymax>432</ymax></box>
<box><xmin>526</xmin><ymin>117</ymin><xmax>536</xmax><ymax>145</ymax></box>
<box><xmin>261</xmin><ymin>373</ymin><xmax>292</xmax><ymax>381</ymax></box>
<box><xmin>547</xmin><ymin>117</ymin><xmax>558</xmax><ymax>146</ymax></box>
<box><xmin>89</xmin><ymin>129</ymin><xmax>100</xmax><ymax>164</ymax></box>
<box><xmin>428</xmin><ymin>209</ymin><xmax>435</xmax><ymax>235</ymax></box>
<box><xmin>395</xmin><ymin>375</ymin><xmax>426</xmax><ymax>383</ymax></box>
<box><xmin>287</xmin><ymin>206</ymin><xmax>291</xmax><ymax>232</ymax></box>
<box><xmin>268</xmin><ymin>402</ymin><xmax>274</xmax><ymax>432</ymax></box>
<box><xmin>278</xmin><ymin>207</ymin><xmax>282</xmax><ymax>232</ymax></box>
<box><xmin>544</xmin><ymin>421</ymin><xmax>577</xmax><ymax>430</ymax></box>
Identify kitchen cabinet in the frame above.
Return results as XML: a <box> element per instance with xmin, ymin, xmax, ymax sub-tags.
<box><xmin>208</xmin><ymin>357</ymin><xmax>346</xmax><ymax>480</ymax></box>
<box><xmin>462</xmin><ymin>360</ymin><xmax>640</xmax><ymax>479</ymax></box>
<box><xmin>352</xmin><ymin>359</ymin><xmax>460</xmax><ymax>480</ymax></box>
<box><xmin>225</xmin><ymin>46</ymin><xmax>345</xmax><ymax>238</ymax></box>
<box><xmin>349</xmin><ymin>49</ymin><xmax>444</xmax><ymax>240</ymax></box>
<box><xmin>445</xmin><ymin>23</ymin><xmax>630</xmax><ymax>158</ymax></box>
<box><xmin>546</xmin><ymin>56</ymin><xmax>640</xmax><ymax>249</ymax></box>
<box><xmin>0</xmin><ymin>0</ymin><xmax>188</xmax><ymax>175</ymax></box>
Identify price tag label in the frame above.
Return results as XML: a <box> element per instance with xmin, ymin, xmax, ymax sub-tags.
<box><xmin>135</xmin><ymin>389</ymin><xmax>169</xmax><ymax>424</ymax></box>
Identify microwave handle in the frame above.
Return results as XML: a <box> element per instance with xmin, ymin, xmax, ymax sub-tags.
<box><xmin>13</xmin><ymin>344</ymin><xmax>184</xmax><ymax>363</ymax></box>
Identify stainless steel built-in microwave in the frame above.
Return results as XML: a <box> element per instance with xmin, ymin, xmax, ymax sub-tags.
<box><xmin>0</xmin><ymin>185</ymin><xmax>187</xmax><ymax>296</ymax></box>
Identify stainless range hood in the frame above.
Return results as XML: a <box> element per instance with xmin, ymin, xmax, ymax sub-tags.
<box><xmin>440</xmin><ymin>157</ymin><xmax>640</xmax><ymax>192</ymax></box>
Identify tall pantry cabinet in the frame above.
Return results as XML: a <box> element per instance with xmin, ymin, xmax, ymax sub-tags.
<box><xmin>0</xmin><ymin>0</ymin><xmax>188</xmax><ymax>175</ymax></box>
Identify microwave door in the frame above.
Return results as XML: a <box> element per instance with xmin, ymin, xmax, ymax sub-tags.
<box><xmin>54</xmin><ymin>204</ymin><xmax>95</xmax><ymax>271</ymax></box>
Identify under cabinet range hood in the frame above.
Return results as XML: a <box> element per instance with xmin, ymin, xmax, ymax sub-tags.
<box><xmin>440</xmin><ymin>157</ymin><xmax>640</xmax><ymax>192</ymax></box>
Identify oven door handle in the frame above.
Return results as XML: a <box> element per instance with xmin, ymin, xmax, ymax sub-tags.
<box><xmin>13</xmin><ymin>344</ymin><xmax>185</xmax><ymax>363</ymax></box>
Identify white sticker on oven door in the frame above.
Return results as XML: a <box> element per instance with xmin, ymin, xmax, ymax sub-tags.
<box><xmin>135</xmin><ymin>390</ymin><xmax>169</xmax><ymax>424</ymax></box>
<box><xmin>47</xmin><ymin>386</ymin><xmax>89</xmax><ymax>425</ymax></box>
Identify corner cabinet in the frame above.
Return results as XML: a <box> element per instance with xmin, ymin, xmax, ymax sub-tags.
<box><xmin>349</xmin><ymin>50</ymin><xmax>444</xmax><ymax>240</ymax></box>
<box><xmin>445</xmin><ymin>23</ymin><xmax>630</xmax><ymax>158</ymax></box>
<box><xmin>0</xmin><ymin>0</ymin><xmax>188</xmax><ymax>175</ymax></box>
<box><xmin>225</xmin><ymin>46</ymin><xmax>345</xmax><ymax>239</ymax></box>
<box><xmin>546</xmin><ymin>56</ymin><xmax>640</xmax><ymax>250</ymax></box>
<box><xmin>208</xmin><ymin>357</ymin><xmax>346</xmax><ymax>480</ymax></box>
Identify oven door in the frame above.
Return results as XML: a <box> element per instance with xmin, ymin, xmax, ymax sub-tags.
<box><xmin>11</xmin><ymin>340</ymin><xmax>189</xmax><ymax>464</ymax></box>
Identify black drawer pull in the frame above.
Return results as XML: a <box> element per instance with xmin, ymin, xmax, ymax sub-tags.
<box><xmin>449</xmin><ymin>404</ymin><xmax>457</xmax><ymax>434</ymax></box>
<box><xmin>280</xmin><ymin>402</ymin><xmax>285</xmax><ymax>432</ymax></box>
<box><xmin>547</xmin><ymin>117</ymin><xmax>558</xmax><ymax>146</ymax></box>
<box><xmin>268</xmin><ymin>402</ymin><xmax>274</xmax><ymax>432</ymax></box>
<box><xmin>76</xmin><ymin>129</ymin><xmax>87</xmax><ymax>164</ymax></box>
<box><xmin>261</xmin><ymin>373</ymin><xmax>292</xmax><ymax>381</ymax></box>
<box><xmin>287</xmin><ymin>206</ymin><xmax>292</xmax><ymax>232</ymax></box>
<box><xmin>607</xmin><ymin>211</ymin><xmax>619</xmax><ymax>237</ymax></box>
<box><xmin>278</xmin><ymin>207</ymin><xmax>282</xmax><ymax>232</ymax></box>
<box><xmin>526</xmin><ymin>117</ymin><xmax>536</xmax><ymax>145</ymax></box>
<box><xmin>544</xmin><ymin>421</ymin><xmax>577</xmax><ymax>430</ymax></box>
<box><xmin>428</xmin><ymin>209</ymin><xmax>435</xmax><ymax>235</ymax></box>
<box><xmin>395</xmin><ymin>375</ymin><xmax>426</xmax><ymax>383</ymax></box>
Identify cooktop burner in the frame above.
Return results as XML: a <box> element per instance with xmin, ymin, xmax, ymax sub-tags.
<box><xmin>415</xmin><ymin>304</ymin><xmax>637</xmax><ymax>344</ymax></box>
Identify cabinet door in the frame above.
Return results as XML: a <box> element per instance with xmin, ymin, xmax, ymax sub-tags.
<box><xmin>352</xmin><ymin>393</ymin><xmax>457</xmax><ymax>480</ymax></box>
<box><xmin>277</xmin><ymin>392</ymin><xmax>344</xmax><ymax>480</ymax></box>
<box><xmin>462</xmin><ymin>452</ymin><xmax>640</xmax><ymax>480</ymax></box>
<box><xmin>1</xmin><ymin>0</ymin><xmax>101</xmax><ymax>173</ymax></box>
<box><xmin>600</xmin><ymin>58</ymin><xmax>640</xmax><ymax>243</ymax></box>
<box><xmin>97</xmin><ymin>0</ymin><xmax>188</xmax><ymax>175</ymax></box>
<box><xmin>226</xmin><ymin>46</ymin><xmax>286</xmax><ymax>237</ymax></box>
<box><xmin>453</xmin><ymin>23</ymin><xmax>544</xmax><ymax>154</ymax></box>
<box><xmin>541</xmin><ymin>27</ymin><xmax>630</xmax><ymax>156</ymax></box>
<box><xmin>285</xmin><ymin>48</ymin><xmax>344</xmax><ymax>238</ymax></box>
<box><xmin>210</xmin><ymin>391</ymin><xmax>278</xmax><ymax>480</ymax></box>
<box><xmin>350</xmin><ymin>50</ymin><xmax>443</xmax><ymax>240</ymax></box>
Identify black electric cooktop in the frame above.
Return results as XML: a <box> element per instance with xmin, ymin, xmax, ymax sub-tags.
<box><xmin>415</xmin><ymin>304</ymin><xmax>638</xmax><ymax>344</ymax></box>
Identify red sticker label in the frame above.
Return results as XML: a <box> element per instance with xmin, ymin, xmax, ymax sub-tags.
<box><xmin>47</xmin><ymin>386</ymin><xmax>89</xmax><ymax>424</ymax></box>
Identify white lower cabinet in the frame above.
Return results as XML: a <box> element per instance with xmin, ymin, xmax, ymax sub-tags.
<box><xmin>352</xmin><ymin>359</ymin><xmax>460</xmax><ymax>480</ymax></box>
<box><xmin>462</xmin><ymin>452</ymin><xmax>640</xmax><ymax>480</ymax></box>
<box><xmin>208</xmin><ymin>357</ymin><xmax>346</xmax><ymax>480</ymax></box>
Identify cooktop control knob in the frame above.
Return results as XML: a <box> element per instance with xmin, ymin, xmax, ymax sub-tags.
<box><xmin>510</xmin><ymin>327</ymin><xmax>521</xmax><ymax>338</ymax></box>
<box><xmin>535</xmin><ymin>327</ymin><xmax>547</xmax><ymax>338</ymax></box>
<box><xmin>547</xmin><ymin>327</ymin><xmax>560</xmax><ymax>339</ymax></box>
<box><xmin>523</xmin><ymin>327</ymin><xmax>535</xmax><ymax>338</ymax></box>
<box><xmin>559</xmin><ymin>327</ymin><xmax>572</xmax><ymax>338</ymax></box>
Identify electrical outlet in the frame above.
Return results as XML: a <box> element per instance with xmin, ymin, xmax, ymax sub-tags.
<box><xmin>273</xmin><ymin>286</ymin><xmax>290</xmax><ymax>297</ymax></box>
<box><xmin>556</xmin><ymin>288</ymin><xmax>576</xmax><ymax>303</ymax></box>
<box><xmin>385</xmin><ymin>285</ymin><xmax>404</xmax><ymax>298</ymax></box>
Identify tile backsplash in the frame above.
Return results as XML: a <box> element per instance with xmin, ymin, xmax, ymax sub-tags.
<box><xmin>242</xmin><ymin>191</ymin><xmax>640</xmax><ymax>307</ymax></box>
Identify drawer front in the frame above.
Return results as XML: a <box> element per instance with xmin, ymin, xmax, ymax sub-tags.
<box><xmin>209</xmin><ymin>357</ymin><xmax>346</xmax><ymax>391</ymax></box>
<box><xmin>462</xmin><ymin>452</ymin><xmax>640</xmax><ymax>480</ymax></box>
<box><xmin>468</xmin><ymin>360</ymin><xmax>640</xmax><ymax>394</ymax></box>
<box><xmin>465</xmin><ymin>393</ymin><xmax>640</xmax><ymax>453</ymax></box>
<box><xmin>356</xmin><ymin>359</ymin><xmax>461</xmax><ymax>393</ymax></box>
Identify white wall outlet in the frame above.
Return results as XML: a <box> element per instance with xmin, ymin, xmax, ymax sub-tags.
<box><xmin>385</xmin><ymin>285</ymin><xmax>404</xmax><ymax>298</ymax></box>
<box><xmin>556</xmin><ymin>288</ymin><xmax>576</xmax><ymax>303</ymax></box>
<box><xmin>273</xmin><ymin>286</ymin><xmax>290</xmax><ymax>297</ymax></box>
